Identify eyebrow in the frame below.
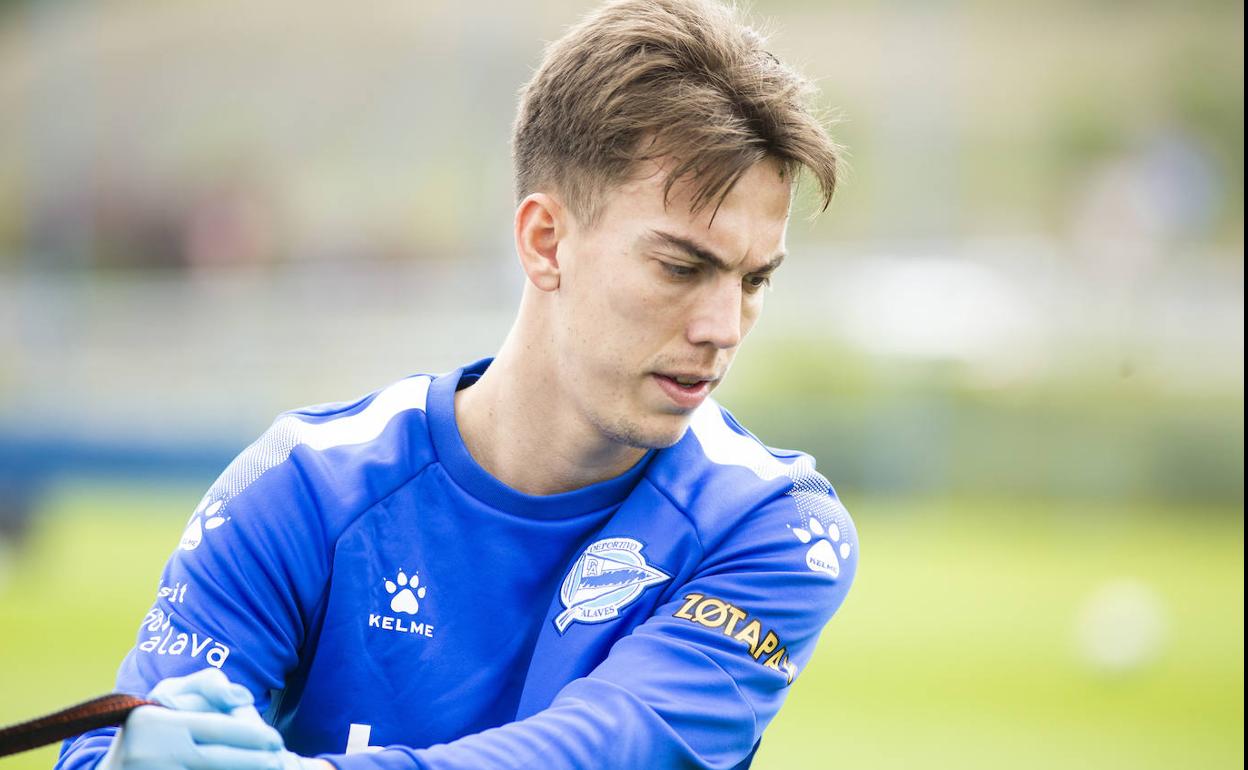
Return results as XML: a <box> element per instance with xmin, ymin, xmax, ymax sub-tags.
<box><xmin>646</xmin><ymin>229</ymin><xmax>786</xmax><ymax>273</ymax></box>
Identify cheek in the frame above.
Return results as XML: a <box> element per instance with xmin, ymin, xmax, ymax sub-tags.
<box><xmin>742</xmin><ymin>295</ymin><xmax>764</xmax><ymax>334</ymax></box>
<box><xmin>600</xmin><ymin>266</ymin><xmax>674</xmax><ymax>332</ymax></box>
<box><xmin>562</xmin><ymin>270</ymin><xmax>647</xmax><ymax>374</ymax></box>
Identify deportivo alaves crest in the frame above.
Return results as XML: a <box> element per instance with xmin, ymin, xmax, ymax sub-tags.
<box><xmin>555</xmin><ymin>538</ymin><xmax>670</xmax><ymax>633</ymax></box>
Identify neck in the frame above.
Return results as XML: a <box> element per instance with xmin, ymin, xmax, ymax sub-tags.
<box><xmin>454</xmin><ymin>313</ymin><xmax>646</xmax><ymax>497</ymax></box>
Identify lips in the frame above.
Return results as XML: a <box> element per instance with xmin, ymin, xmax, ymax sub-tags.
<box><xmin>652</xmin><ymin>372</ymin><xmax>717</xmax><ymax>410</ymax></box>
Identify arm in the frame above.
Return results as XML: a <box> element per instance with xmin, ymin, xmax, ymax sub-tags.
<box><xmin>56</xmin><ymin>420</ymin><xmax>331</xmax><ymax>770</ymax></box>
<box><xmin>322</xmin><ymin>493</ymin><xmax>859</xmax><ymax>770</ymax></box>
<box><xmin>96</xmin><ymin>669</ymin><xmax>284</xmax><ymax>770</ymax></box>
<box><xmin>48</xmin><ymin>668</ymin><xmax>309</xmax><ymax>770</ymax></box>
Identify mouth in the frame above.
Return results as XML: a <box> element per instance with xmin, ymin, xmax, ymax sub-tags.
<box><xmin>651</xmin><ymin>372</ymin><xmax>719</xmax><ymax>410</ymax></box>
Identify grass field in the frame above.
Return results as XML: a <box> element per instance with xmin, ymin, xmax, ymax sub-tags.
<box><xmin>0</xmin><ymin>484</ymin><xmax>1242</xmax><ymax>769</ymax></box>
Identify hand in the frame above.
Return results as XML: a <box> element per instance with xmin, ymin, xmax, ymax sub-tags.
<box><xmin>100</xmin><ymin>705</ymin><xmax>284</xmax><ymax>770</ymax></box>
<box><xmin>145</xmin><ymin>668</ymin><xmax>258</xmax><ymax>715</ymax></box>
<box><xmin>278</xmin><ymin>753</ymin><xmax>334</xmax><ymax>770</ymax></box>
<box><xmin>100</xmin><ymin>668</ymin><xmax>308</xmax><ymax>770</ymax></box>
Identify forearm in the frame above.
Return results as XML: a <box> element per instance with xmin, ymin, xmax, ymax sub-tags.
<box><xmin>320</xmin><ymin>675</ymin><xmax>745</xmax><ymax>770</ymax></box>
<box><xmin>55</xmin><ymin>728</ymin><xmax>116</xmax><ymax>770</ymax></box>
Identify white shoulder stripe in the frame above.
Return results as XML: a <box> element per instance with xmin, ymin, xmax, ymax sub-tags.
<box><xmin>689</xmin><ymin>401</ymin><xmax>849</xmax><ymax>533</ymax></box>
<box><xmin>298</xmin><ymin>375</ymin><xmax>432</xmax><ymax>450</ymax></box>
<box><xmin>690</xmin><ymin>402</ymin><xmax>793</xmax><ymax>481</ymax></box>
<box><xmin>178</xmin><ymin>376</ymin><xmax>431</xmax><ymax>551</ymax></box>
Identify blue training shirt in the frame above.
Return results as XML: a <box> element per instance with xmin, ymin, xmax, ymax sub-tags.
<box><xmin>57</xmin><ymin>358</ymin><xmax>858</xmax><ymax>770</ymax></box>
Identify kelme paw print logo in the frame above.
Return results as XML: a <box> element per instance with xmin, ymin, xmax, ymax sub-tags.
<box><xmin>790</xmin><ymin>516</ymin><xmax>850</xmax><ymax>577</ymax></box>
<box><xmin>384</xmin><ymin>570</ymin><xmax>427</xmax><ymax>615</ymax></box>
<box><xmin>179</xmin><ymin>496</ymin><xmax>228</xmax><ymax>551</ymax></box>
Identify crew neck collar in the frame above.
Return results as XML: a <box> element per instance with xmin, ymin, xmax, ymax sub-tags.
<box><xmin>426</xmin><ymin>358</ymin><xmax>654</xmax><ymax>519</ymax></box>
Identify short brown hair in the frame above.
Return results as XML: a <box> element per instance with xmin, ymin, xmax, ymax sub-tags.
<box><xmin>512</xmin><ymin>0</ymin><xmax>841</xmax><ymax>224</ymax></box>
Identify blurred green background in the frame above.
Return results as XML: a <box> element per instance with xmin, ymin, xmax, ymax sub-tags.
<box><xmin>0</xmin><ymin>0</ymin><xmax>1242</xmax><ymax>768</ymax></box>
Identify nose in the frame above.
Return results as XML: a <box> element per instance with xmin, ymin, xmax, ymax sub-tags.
<box><xmin>686</xmin><ymin>278</ymin><xmax>743</xmax><ymax>350</ymax></box>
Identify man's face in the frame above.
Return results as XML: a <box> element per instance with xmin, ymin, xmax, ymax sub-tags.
<box><xmin>552</xmin><ymin>158</ymin><xmax>791</xmax><ymax>449</ymax></box>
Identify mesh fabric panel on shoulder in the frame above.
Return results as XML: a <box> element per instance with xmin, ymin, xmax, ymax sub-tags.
<box><xmin>177</xmin><ymin>375</ymin><xmax>432</xmax><ymax>552</ymax></box>
<box><xmin>688</xmin><ymin>402</ymin><xmax>852</xmax><ymax>551</ymax></box>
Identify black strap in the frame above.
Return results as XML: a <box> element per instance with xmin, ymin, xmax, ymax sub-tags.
<box><xmin>0</xmin><ymin>694</ymin><xmax>159</xmax><ymax>757</ymax></box>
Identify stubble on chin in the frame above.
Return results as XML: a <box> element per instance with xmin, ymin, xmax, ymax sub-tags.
<box><xmin>591</xmin><ymin>408</ymin><xmax>690</xmax><ymax>451</ymax></box>
<box><xmin>580</xmin><ymin>371</ymin><xmax>694</xmax><ymax>451</ymax></box>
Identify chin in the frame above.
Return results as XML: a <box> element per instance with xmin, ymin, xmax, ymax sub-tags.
<box><xmin>597</xmin><ymin>412</ymin><xmax>692</xmax><ymax>450</ymax></box>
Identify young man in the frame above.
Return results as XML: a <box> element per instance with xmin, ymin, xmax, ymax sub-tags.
<box><xmin>57</xmin><ymin>1</ymin><xmax>857</xmax><ymax>768</ymax></box>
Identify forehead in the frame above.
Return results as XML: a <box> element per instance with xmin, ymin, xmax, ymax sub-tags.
<box><xmin>594</xmin><ymin>157</ymin><xmax>792</xmax><ymax>265</ymax></box>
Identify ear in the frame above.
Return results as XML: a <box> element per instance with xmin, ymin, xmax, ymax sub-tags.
<box><xmin>514</xmin><ymin>193</ymin><xmax>566</xmax><ymax>292</ymax></box>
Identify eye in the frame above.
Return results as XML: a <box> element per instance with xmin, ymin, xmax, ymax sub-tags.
<box><xmin>744</xmin><ymin>274</ymin><xmax>772</xmax><ymax>292</ymax></box>
<box><xmin>661</xmin><ymin>262</ymin><xmax>698</xmax><ymax>279</ymax></box>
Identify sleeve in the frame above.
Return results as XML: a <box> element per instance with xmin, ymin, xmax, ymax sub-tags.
<box><xmin>321</xmin><ymin>489</ymin><xmax>859</xmax><ymax>770</ymax></box>
<box><xmin>54</xmin><ymin>421</ymin><xmax>333</xmax><ymax>770</ymax></box>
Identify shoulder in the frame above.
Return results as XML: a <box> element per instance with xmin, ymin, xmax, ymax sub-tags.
<box><xmin>179</xmin><ymin>373</ymin><xmax>439</xmax><ymax>554</ymax></box>
<box><xmin>646</xmin><ymin>400</ymin><xmax>857</xmax><ymax>576</ymax></box>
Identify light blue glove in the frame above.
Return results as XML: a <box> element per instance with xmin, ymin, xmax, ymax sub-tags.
<box><xmin>277</xmin><ymin>752</ymin><xmax>329</xmax><ymax>770</ymax></box>
<box><xmin>145</xmin><ymin>668</ymin><xmax>258</xmax><ymax>715</ymax></box>
<box><xmin>99</xmin><ymin>668</ymin><xmax>323</xmax><ymax>770</ymax></box>
<box><xmin>150</xmin><ymin>669</ymin><xmax>326</xmax><ymax>768</ymax></box>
